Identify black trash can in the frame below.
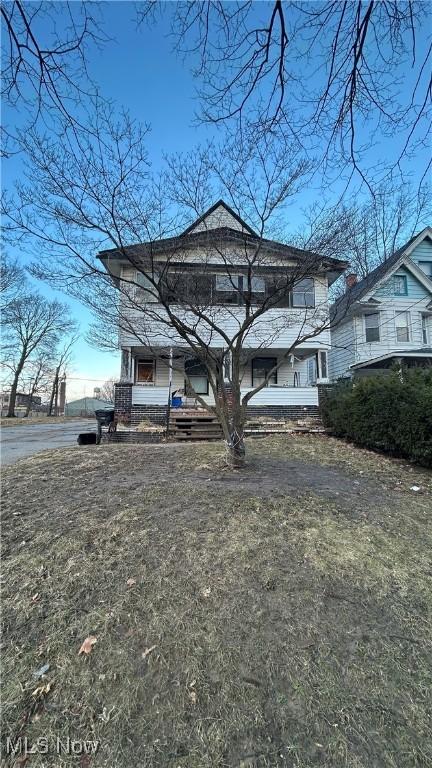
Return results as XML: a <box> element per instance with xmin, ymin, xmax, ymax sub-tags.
<box><xmin>94</xmin><ymin>409</ymin><xmax>115</xmax><ymax>444</ymax></box>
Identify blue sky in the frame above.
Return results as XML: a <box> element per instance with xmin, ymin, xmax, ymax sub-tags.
<box><xmin>3</xmin><ymin>2</ymin><xmax>430</xmax><ymax>399</ymax></box>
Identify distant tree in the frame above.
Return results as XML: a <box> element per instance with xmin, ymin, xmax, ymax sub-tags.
<box><xmin>21</xmin><ymin>350</ymin><xmax>54</xmax><ymax>416</ymax></box>
<box><xmin>2</xmin><ymin>293</ymin><xmax>76</xmax><ymax>417</ymax></box>
<box><xmin>99</xmin><ymin>377</ymin><xmax>116</xmax><ymax>403</ymax></box>
<box><xmin>46</xmin><ymin>335</ymin><xmax>77</xmax><ymax>416</ymax></box>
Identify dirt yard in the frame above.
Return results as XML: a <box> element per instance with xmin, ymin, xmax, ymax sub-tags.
<box><xmin>2</xmin><ymin>435</ymin><xmax>431</xmax><ymax>767</ymax></box>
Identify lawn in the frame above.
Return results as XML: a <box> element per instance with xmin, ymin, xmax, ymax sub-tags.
<box><xmin>1</xmin><ymin>435</ymin><xmax>431</xmax><ymax>767</ymax></box>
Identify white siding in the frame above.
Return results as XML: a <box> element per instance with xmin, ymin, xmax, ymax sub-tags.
<box><xmin>131</xmin><ymin>385</ymin><xmax>318</xmax><ymax>406</ymax></box>
<box><xmin>329</xmin><ymin>320</ymin><xmax>355</xmax><ymax>380</ymax></box>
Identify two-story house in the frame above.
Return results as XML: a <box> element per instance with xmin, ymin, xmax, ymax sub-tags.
<box><xmin>99</xmin><ymin>201</ymin><xmax>347</xmax><ymax>424</ymax></box>
<box><xmin>329</xmin><ymin>227</ymin><xmax>432</xmax><ymax>379</ymax></box>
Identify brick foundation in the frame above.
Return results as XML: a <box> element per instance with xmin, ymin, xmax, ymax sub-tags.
<box><xmin>114</xmin><ymin>382</ymin><xmax>132</xmax><ymax>423</ymax></box>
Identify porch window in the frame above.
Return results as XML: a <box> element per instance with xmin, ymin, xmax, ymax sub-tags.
<box><xmin>395</xmin><ymin>311</ymin><xmax>410</xmax><ymax>343</ymax></box>
<box><xmin>393</xmin><ymin>275</ymin><xmax>407</xmax><ymax>295</ymax></box>
<box><xmin>185</xmin><ymin>358</ymin><xmax>209</xmax><ymax>395</ymax></box>
<box><xmin>292</xmin><ymin>279</ymin><xmax>315</xmax><ymax>308</ymax></box>
<box><xmin>136</xmin><ymin>359</ymin><xmax>155</xmax><ymax>384</ymax></box>
<box><xmin>365</xmin><ymin>312</ymin><xmax>380</xmax><ymax>343</ymax></box>
<box><xmin>252</xmin><ymin>357</ymin><xmax>277</xmax><ymax>387</ymax></box>
<box><xmin>422</xmin><ymin>315</ymin><xmax>429</xmax><ymax>345</ymax></box>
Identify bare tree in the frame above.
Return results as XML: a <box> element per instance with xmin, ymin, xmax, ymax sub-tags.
<box><xmin>143</xmin><ymin>1</ymin><xmax>431</xmax><ymax>191</ymax></box>
<box><xmin>98</xmin><ymin>377</ymin><xmax>117</xmax><ymax>403</ymax></box>
<box><xmin>21</xmin><ymin>350</ymin><xmax>54</xmax><ymax>416</ymax></box>
<box><xmin>0</xmin><ymin>253</ymin><xmax>27</xmax><ymax>309</ymax></box>
<box><xmin>1</xmin><ymin>1</ymin><xmax>107</xmax><ymax>152</ymax></box>
<box><xmin>1</xmin><ymin>292</ymin><xmax>76</xmax><ymax>417</ymax></box>
<box><xmin>46</xmin><ymin>335</ymin><xmax>77</xmax><ymax>416</ymax></box>
<box><xmin>2</xmin><ymin>111</ymin><xmax>349</xmax><ymax>464</ymax></box>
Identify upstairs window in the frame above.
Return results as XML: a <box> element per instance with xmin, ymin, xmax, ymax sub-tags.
<box><xmin>215</xmin><ymin>274</ymin><xmax>241</xmax><ymax>304</ymax></box>
<box><xmin>252</xmin><ymin>357</ymin><xmax>277</xmax><ymax>387</ymax></box>
<box><xmin>365</xmin><ymin>312</ymin><xmax>380</xmax><ymax>343</ymax></box>
<box><xmin>292</xmin><ymin>278</ymin><xmax>315</xmax><ymax>307</ymax></box>
<box><xmin>395</xmin><ymin>311</ymin><xmax>410</xmax><ymax>343</ymax></box>
<box><xmin>393</xmin><ymin>275</ymin><xmax>407</xmax><ymax>295</ymax></box>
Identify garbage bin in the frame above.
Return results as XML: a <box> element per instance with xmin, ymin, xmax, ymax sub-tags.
<box><xmin>94</xmin><ymin>409</ymin><xmax>115</xmax><ymax>444</ymax></box>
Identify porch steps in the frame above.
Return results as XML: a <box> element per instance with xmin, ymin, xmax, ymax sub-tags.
<box><xmin>168</xmin><ymin>409</ymin><xmax>223</xmax><ymax>441</ymax></box>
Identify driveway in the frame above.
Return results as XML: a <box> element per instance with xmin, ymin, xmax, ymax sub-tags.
<box><xmin>0</xmin><ymin>419</ymin><xmax>95</xmax><ymax>465</ymax></box>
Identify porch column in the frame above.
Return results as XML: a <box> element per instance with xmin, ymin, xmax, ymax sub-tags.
<box><xmin>316</xmin><ymin>350</ymin><xmax>329</xmax><ymax>382</ymax></box>
<box><xmin>120</xmin><ymin>348</ymin><xmax>133</xmax><ymax>383</ymax></box>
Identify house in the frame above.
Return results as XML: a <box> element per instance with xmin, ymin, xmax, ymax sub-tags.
<box><xmin>0</xmin><ymin>391</ymin><xmax>42</xmax><ymax>416</ymax></box>
<box><xmin>330</xmin><ymin>227</ymin><xmax>432</xmax><ymax>379</ymax></box>
<box><xmin>99</xmin><ymin>200</ymin><xmax>347</xmax><ymax>425</ymax></box>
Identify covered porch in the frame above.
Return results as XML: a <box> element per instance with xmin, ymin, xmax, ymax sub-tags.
<box><xmin>120</xmin><ymin>346</ymin><xmax>329</xmax><ymax>408</ymax></box>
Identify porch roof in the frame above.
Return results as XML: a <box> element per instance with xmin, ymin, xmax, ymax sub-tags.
<box><xmin>351</xmin><ymin>348</ymin><xmax>432</xmax><ymax>369</ymax></box>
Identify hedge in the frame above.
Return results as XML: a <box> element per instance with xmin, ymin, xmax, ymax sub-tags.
<box><xmin>320</xmin><ymin>369</ymin><xmax>432</xmax><ymax>467</ymax></box>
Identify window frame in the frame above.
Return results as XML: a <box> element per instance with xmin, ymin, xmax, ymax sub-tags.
<box><xmin>251</xmin><ymin>356</ymin><xmax>278</xmax><ymax>387</ymax></box>
<box><xmin>364</xmin><ymin>312</ymin><xmax>380</xmax><ymax>343</ymax></box>
<box><xmin>418</xmin><ymin>261</ymin><xmax>432</xmax><ymax>278</ymax></box>
<box><xmin>395</xmin><ymin>311</ymin><xmax>410</xmax><ymax>344</ymax></box>
<box><xmin>421</xmin><ymin>315</ymin><xmax>429</xmax><ymax>346</ymax></box>
<box><xmin>291</xmin><ymin>278</ymin><xmax>315</xmax><ymax>308</ymax></box>
<box><xmin>184</xmin><ymin>358</ymin><xmax>209</xmax><ymax>395</ymax></box>
<box><xmin>135</xmin><ymin>358</ymin><xmax>155</xmax><ymax>385</ymax></box>
<box><xmin>392</xmin><ymin>274</ymin><xmax>408</xmax><ymax>296</ymax></box>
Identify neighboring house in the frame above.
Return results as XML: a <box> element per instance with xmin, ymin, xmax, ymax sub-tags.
<box><xmin>64</xmin><ymin>397</ymin><xmax>113</xmax><ymax>417</ymax></box>
<box><xmin>0</xmin><ymin>391</ymin><xmax>42</xmax><ymax>416</ymax></box>
<box><xmin>330</xmin><ymin>227</ymin><xmax>432</xmax><ymax>379</ymax></box>
<box><xmin>99</xmin><ymin>200</ymin><xmax>347</xmax><ymax>423</ymax></box>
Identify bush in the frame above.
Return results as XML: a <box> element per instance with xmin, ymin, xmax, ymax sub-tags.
<box><xmin>321</xmin><ymin>369</ymin><xmax>432</xmax><ymax>467</ymax></box>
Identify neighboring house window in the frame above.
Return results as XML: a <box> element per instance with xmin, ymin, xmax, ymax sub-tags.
<box><xmin>418</xmin><ymin>261</ymin><xmax>432</xmax><ymax>277</ymax></box>
<box><xmin>421</xmin><ymin>315</ymin><xmax>429</xmax><ymax>345</ymax></box>
<box><xmin>292</xmin><ymin>278</ymin><xmax>315</xmax><ymax>307</ymax></box>
<box><xmin>252</xmin><ymin>357</ymin><xmax>277</xmax><ymax>387</ymax></box>
<box><xmin>319</xmin><ymin>350</ymin><xmax>328</xmax><ymax>379</ymax></box>
<box><xmin>364</xmin><ymin>312</ymin><xmax>380</xmax><ymax>343</ymax></box>
<box><xmin>215</xmin><ymin>274</ymin><xmax>240</xmax><ymax>304</ymax></box>
<box><xmin>393</xmin><ymin>275</ymin><xmax>407</xmax><ymax>295</ymax></box>
<box><xmin>395</xmin><ymin>311</ymin><xmax>410</xmax><ymax>343</ymax></box>
<box><xmin>185</xmin><ymin>358</ymin><xmax>208</xmax><ymax>395</ymax></box>
<box><xmin>136</xmin><ymin>359</ymin><xmax>154</xmax><ymax>384</ymax></box>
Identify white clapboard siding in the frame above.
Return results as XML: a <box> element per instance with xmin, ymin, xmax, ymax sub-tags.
<box><xmin>132</xmin><ymin>385</ymin><xmax>318</xmax><ymax>406</ymax></box>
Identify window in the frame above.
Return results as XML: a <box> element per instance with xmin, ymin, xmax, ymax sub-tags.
<box><xmin>395</xmin><ymin>311</ymin><xmax>410</xmax><ymax>343</ymax></box>
<box><xmin>421</xmin><ymin>315</ymin><xmax>429</xmax><ymax>345</ymax></box>
<box><xmin>252</xmin><ymin>357</ymin><xmax>277</xmax><ymax>387</ymax></box>
<box><xmin>251</xmin><ymin>276</ymin><xmax>266</xmax><ymax>293</ymax></box>
<box><xmin>136</xmin><ymin>359</ymin><xmax>154</xmax><ymax>384</ymax></box>
<box><xmin>418</xmin><ymin>261</ymin><xmax>432</xmax><ymax>277</ymax></box>
<box><xmin>364</xmin><ymin>313</ymin><xmax>380</xmax><ymax>343</ymax></box>
<box><xmin>292</xmin><ymin>279</ymin><xmax>315</xmax><ymax>307</ymax></box>
<box><xmin>185</xmin><ymin>358</ymin><xmax>208</xmax><ymax>395</ymax></box>
<box><xmin>215</xmin><ymin>274</ymin><xmax>240</xmax><ymax>304</ymax></box>
<box><xmin>319</xmin><ymin>351</ymin><xmax>328</xmax><ymax>379</ymax></box>
<box><xmin>393</xmin><ymin>275</ymin><xmax>407</xmax><ymax>295</ymax></box>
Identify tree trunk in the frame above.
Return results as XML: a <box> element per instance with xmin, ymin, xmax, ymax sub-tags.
<box><xmin>227</xmin><ymin>423</ymin><xmax>246</xmax><ymax>468</ymax></box>
<box><xmin>6</xmin><ymin>350</ymin><xmax>26</xmax><ymax>417</ymax></box>
<box><xmin>47</xmin><ymin>367</ymin><xmax>60</xmax><ymax>416</ymax></box>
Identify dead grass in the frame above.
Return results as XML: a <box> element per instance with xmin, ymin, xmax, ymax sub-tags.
<box><xmin>1</xmin><ymin>435</ymin><xmax>431</xmax><ymax>767</ymax></box>
<box><xmin>0</xmin><ymin>416</ymin><xmax>93</xmax><ymax>428</ymax></box>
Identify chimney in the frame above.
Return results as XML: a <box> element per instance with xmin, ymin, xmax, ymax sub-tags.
<box><xmin>345</xmin><ymin>273</ymin><xmax>358</xmax><ymax>289</ymax></box>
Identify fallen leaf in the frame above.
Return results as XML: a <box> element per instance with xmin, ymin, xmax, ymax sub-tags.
<box><xmin>126</xmin><ymin>578</ymin><xmax>136</xmax><ymax>587</ymax></box>
<box><xmin>189</xmin><ymin>690</ymin><xmax>197</xmax><ymax>705</ymax></box>
<box><xmin>202</xmin><ymin>587</ymin><xmax>211</xmax><ymax>598</ymax></box>
<box><xmin>31</xmin><ymin>593</ymin><xmax>40</xmax><ymax>603</ymax></box>
<box><xmin>78</xmin><ymin>636</ymin><xmax>97</xmax><ymax>655</ymax></box>
<box><xmin>142</xmin><ymin>645</ymin><xmax>157</xmax><ymax>659</ymax></box>
<box><xmin>32</xmin><ymin>681</ymin><xmax>52</xmax><ymax>698</ymax></box>
<box><xmin>80</xmin><ymin>755</ymin><xmax>92</xmax><ymax>768</ymax></box>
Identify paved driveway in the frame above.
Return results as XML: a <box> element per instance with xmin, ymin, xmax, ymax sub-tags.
<box><xmin>1</xmin><ymin>420</ymin><xmax>95</xmax><ymax>466</ymax></box>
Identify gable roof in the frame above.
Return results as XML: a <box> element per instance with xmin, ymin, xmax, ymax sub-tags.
<box><xmin>332</xmin><ymin>226</ymin><xmax>432</xmax><ymax>323</ymax></box>
<box><xmin>180</xmin><ymin>200</ymin><xmax>258</xmax><ymax>237</ymax></box>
